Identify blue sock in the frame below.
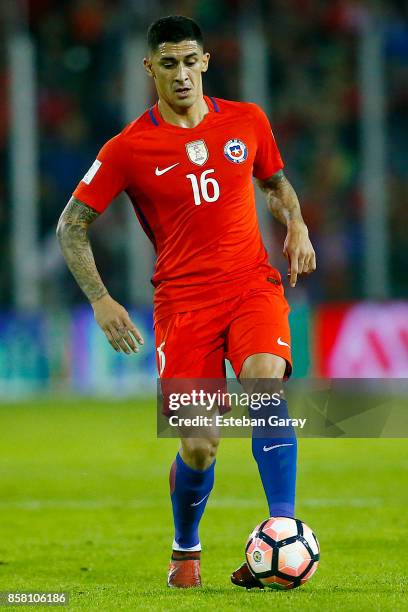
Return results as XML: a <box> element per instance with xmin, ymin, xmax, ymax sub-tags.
<box><xmin>169</xmin><ymin>452</ymin><xmax>215</xmax><ymax>550</ymax></box>
<box><xmin>250</xmin><ymin>398</ymin><xmax>297</xmax><ymax>518</ymax></box>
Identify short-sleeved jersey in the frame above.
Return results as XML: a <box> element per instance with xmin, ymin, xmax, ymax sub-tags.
<box><xmin>73</xmin><ymin>96</ymin><xmax>284</xmax><ymax>322</ymax></box>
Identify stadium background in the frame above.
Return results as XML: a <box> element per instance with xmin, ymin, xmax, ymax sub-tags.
<box><xmin>0</xmin><ymin>2</ymin><xmax>407</xmax><ymax>609</ymax></box>
<box><xmin>1</xmin><ymin>0</ymin><xmax>408</xmax><ymax>395</ymax></box>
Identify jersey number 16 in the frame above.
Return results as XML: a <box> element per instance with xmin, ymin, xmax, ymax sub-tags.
<box><xmin>186</xmin><ymin>169</ymin><xmax>220</xmax><ymax>206</ymax></box>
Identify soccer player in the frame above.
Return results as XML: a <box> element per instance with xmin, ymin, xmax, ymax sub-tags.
<box><xmin>57</xmin><ymin>15</ymin><xmax>316</xmax><ymax>589</ymax></box>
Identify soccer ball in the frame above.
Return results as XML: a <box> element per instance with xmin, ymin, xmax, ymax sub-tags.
<box><xmin>245</xmin><ymin>516</ymin><xmax>320</xmax><ymax>589</ymax></box>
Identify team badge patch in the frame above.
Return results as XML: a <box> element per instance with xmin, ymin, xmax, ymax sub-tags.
<box><xmin>186</xmin><ymin>139</ymin><xmax>209</xmax><ymax>166</ymax></box>
<box><xmin>224</xmin><ymin>139</ymin><xmax>248</xmax><ymax>164</ymax></box>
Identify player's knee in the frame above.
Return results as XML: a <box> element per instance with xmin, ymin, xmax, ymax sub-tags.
<box><xmin>181</xmin><ymin>437</ymin><xmax>219</xmax><ymax>470</ymax></box>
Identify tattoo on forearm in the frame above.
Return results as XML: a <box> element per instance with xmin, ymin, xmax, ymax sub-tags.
<box><xmin>257</xmin><ymin>172</ymin><xmax>304</xmax><ymax>226</ymax></box>
<box><xmin>56</xmin><ymin>197</ymin><xmax>108</xmax><ymax>303</ymax></box>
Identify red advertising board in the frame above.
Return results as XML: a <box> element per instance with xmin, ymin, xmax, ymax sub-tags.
<box><xmin>315</xmin><ymin>302</ymin><xmax>408</xmax><ymax>377</ymax></box>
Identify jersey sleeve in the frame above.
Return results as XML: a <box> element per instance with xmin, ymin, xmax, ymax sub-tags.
<box><xmin>72</xmin><ymin>134</ymin><xmax>129</xmax><ymax>213</ymax></box>
<box><xmin>250</xmin><ymin>103</ymin><xmax>284</xmax><ymax>181</ymax></box>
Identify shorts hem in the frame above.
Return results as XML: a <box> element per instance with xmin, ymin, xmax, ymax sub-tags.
<box><xmin>231</xmin><ymin>351</ymin><xmax>293</xmax><ymax>380</ymax></box>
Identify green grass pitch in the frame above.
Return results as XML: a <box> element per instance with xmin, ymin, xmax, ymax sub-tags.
<box><xmin>0</xmin><ymin>399</ymin><xmax>407</xmax><ymax>611</ymax></box>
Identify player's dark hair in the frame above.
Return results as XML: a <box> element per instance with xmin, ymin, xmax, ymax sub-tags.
<box><xmin>147</xmin><ymin>15</ymin><xmax>203</xmax><ymax>52</ymax></box>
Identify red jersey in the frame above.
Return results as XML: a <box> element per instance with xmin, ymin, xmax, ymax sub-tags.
<box><xmin>73</xmin><ymin>96</ymin><xmax>284</xmax><ymax>322</ymax></box>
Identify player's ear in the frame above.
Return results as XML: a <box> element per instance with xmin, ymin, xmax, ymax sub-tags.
<box><xmin>143</xmin><ymin>57</ymin><xmax>155</xmax><ymax>78</ymax></box>
<box><xmin>201</xmin><ymin>52</ymin><xmax>210</xmax><ymax>73</ymax></box>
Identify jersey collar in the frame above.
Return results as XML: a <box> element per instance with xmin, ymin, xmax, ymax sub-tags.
<box><xmin>148</xmin><ymin>95</ymin><xmax>219</xmax><ymax>129</ymax></box>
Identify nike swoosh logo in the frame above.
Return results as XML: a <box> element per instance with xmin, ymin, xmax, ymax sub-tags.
<box><xmin>263</xmin><ymin>443</ymin><xmax>294</xmax><ymax>452</ymax></box>
<box><xmin>277</xmin><ymin>337</ymin><xmax>290</xmax><ymax>348</ymax></box>
<box><xmin>190</xmin><ymin>493</ymin><xmax>210</xmax><ymax>507</ymax></box>
<box><xmin>155</xmin><ymin>163</ymin><xmax>179</xmax><ymax>176</ymax></box>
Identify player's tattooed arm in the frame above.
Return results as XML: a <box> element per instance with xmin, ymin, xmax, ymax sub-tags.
<box><xmin>56</xmin><ymin>197</ymin><xmax>108</xmax><ymax>303</ymax></box>
<box><xmin>257</xmin><ymin>171</ymin><xmax>316</xmax><ymax>287</ymax></box>
<box><xmin>256</xmin><ymin>170</ymin><xmax>303</xmax><ymax>225</ymax></box>
<box><xmin>56</xmin><ymin>197</ymin><xmax>144</xmax><ymax>354</ymax></box>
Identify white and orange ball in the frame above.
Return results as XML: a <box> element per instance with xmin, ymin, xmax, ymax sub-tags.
<box><xmin>245</xmin><ymin>517</ymin><xmax>320</xmax><ymax>589</ymax></box>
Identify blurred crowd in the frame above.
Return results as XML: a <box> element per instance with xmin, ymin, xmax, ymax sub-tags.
<box><xmin>0</xmin><ymin>0</ymin><xmax>407</xmax><ymax>308</ymax></box>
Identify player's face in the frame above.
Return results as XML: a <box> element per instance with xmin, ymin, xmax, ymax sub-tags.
<box><xmin>144</xmin><ymin>40</ymin><xmax>210</xmax><ymax>109</ymax></box>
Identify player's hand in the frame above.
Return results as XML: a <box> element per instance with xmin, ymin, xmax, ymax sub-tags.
<box><xmin>283</xmin><ymin>220</ymin><xmax>316</xmax><ymax>288</ymax></box>
<box><xmin>91</xmin><ymin>294</ymin><xmax>144</xmax><ymax>354</ymax></box>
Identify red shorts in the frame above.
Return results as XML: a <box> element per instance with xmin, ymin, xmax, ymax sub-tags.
<box><xmin>154</xmin><ymin>275</ymin><xmax>292</xmax><ymax>381</ymax></box>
